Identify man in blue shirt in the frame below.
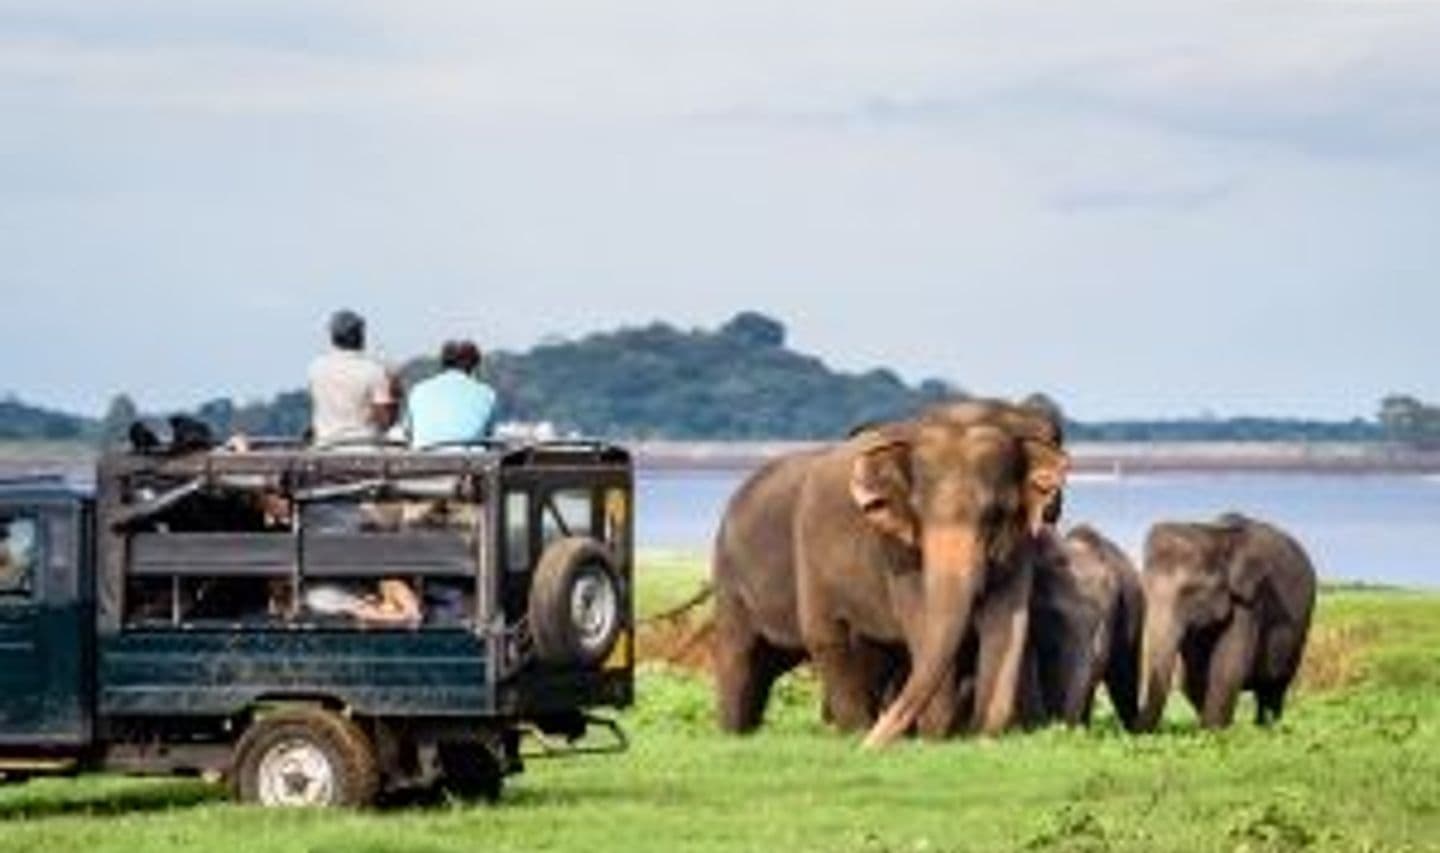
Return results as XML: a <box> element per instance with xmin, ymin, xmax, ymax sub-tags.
<box><xmin>408</xmin><ymin>340</ymin><xmax>498</xmax><ymax>449</ymax></box>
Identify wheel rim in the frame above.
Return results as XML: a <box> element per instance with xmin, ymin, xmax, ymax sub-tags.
<box><xmin>256</xmin><ymin>738</ymin><xmax>337</xmax><ymax>807</ymax></box>
<box><xmin>570</xmin><ymin>567</ymin><xmax>618</xmax><ymax>655</ymax></box>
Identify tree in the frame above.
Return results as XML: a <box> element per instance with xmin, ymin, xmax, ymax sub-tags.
<box><xmin>1379</xmin><ymin>395</ymin><xmax>1440</xmax><ymax>448</ymax></box>
<box><xmin>917</xmin><ymin>378</ymin><xmax>963</xmax><ymax>402</ymax></box>
<box><xmin>719</xmin><ymin>311</ymin><xmax>786</xmax><ymax>349</ymax></box>
<box><xmin>195</xmin><ymin>398</ymin><xmax>236</xmax><ymax>437</ymax></box>
<box><xmin>100</xmin><ymin>394</ymin><xmax>140</xmax><ymax>446</ymax></box>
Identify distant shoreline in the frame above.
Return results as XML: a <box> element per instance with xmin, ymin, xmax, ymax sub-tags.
<box><xmin>632</xmin><ymin>441</ymin><xmax>1440</xmax><ymax>475</ymax></box>
<box><xmin>5</xmin><ymin>440</ymin><xmax>1440</xmax><ymax>477</ymax></box>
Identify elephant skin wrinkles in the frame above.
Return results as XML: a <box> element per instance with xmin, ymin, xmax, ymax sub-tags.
<box><xmin>711</xmin><ymin>400</ymin><xmax>1067</xmax><ymax>747</ymax></box>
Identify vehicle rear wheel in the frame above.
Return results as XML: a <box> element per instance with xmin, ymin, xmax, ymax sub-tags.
<box><xmin>436</xmin><ymin>741</ymin><xmax>504</xmax><ymax>802</ymax></box>
<box><xmin>528</xmin><ymin>537</ymin><xmax>624</xmax><ymax>667</ymax></box>
<box><xmin>231</xmin><ymin>708</ymin><xmax>379</xmax><ymax>808</ymax></box>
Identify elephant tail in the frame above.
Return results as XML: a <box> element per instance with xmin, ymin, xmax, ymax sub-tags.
<box><xmin>639</xmin><ymin>583</ymin><xmax>716</xmax><ymax>626</ymax></box>
<box><xmin>637</xmin><ymin>583</ymin><xmax>717</xmax><ymax>669</ymax></box>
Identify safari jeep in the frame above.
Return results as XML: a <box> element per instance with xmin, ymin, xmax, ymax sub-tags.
<box><xmin>0</xmin><ymin>439</ymin><xmax>633</xmax><ymax>806</ymax></box>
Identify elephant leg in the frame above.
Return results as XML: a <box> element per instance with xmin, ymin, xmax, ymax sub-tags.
<box><xmin>800</xmin><ymin>607</ymin><xmax>885</xmax><ymax>733</ymax></box>
<box><xmin>715</xmin><ymin>597</ymin><xmax>800</xmax><ymax>733</ymax></box>
<box><xmin>1201</xmin><ymin>610</ymin><xmax>1259</xmax><ymax>729</ymax></box>
<box><xmin>1080</xmin><ymin>624</ymin><xmax>1112</xmax><ymax>729</ymax></box>
<box><xmin>1104</xmin><ymin>636</ymin><xmax>1142</xmax><ymax>732</ymax></box>
<box><xmin>1079</xmin><ymin>686</ymin><xmax>1097</xmax><ymax>727</ymax></box>
<box><xmin>810</xmin><ymin>637</ymin><xmax>886</xmax><ymax>733</ymax></box>
<box><xmin>1015</xmin><ymin>637</ymin><xmax>1047</xmax><ymax>730</ymax></box>
<box><xmin>1057</xmin><ymin>643</ymin><xmax>1097</xmax><ymax>726</ymax></box>
<box><xmin>1180</xmin><ymin>633</ymin><xmax>1213</xmax><ymax>720</ymax></box>
<box><xmin>1254</xmin><ymin>680</ymin><xmax>1289</xmax><ymax>726</ymax></box>
<box><xmin>969</xmin><ymin>561</ymin><xmax>1034</xmax><ymax>736</ymax></box>
<box><xmin>841</xmin><ymin>636</ymin><xmax>903</xmax><ymax>728</ymax></box>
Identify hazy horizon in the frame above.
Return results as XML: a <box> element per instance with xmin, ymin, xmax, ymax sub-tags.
<box><xmin>2</xmin><ymin>2</ymin><xmax>1437</xmax><ymax>421</ymax></box>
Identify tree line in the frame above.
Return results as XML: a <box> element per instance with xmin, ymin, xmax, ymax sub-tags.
<box><xmin>0</xmin><ymin>312</ymin><xmax>1428</xmax><ymax>446</ymax></box>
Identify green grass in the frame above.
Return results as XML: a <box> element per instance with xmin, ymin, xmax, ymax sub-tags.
<box><xmin>633</xmin><ymin>550</ymin><xmax>713</xmax><ymax>618</ymax></box>
<box><xmin>0</xmin><ymin>555</ymin><xmax>1436</xmax><ymax>852</ymax></box>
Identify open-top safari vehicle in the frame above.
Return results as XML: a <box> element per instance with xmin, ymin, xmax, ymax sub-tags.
<box><xmin>0</xmin><ymin>437</ymin><xmax>633</xmax><ymax>806</ymax></box>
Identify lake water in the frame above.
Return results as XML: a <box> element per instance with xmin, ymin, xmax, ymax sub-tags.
<box><xmin>637</xmin><ymin>470</ymin><xmax>1440</xmax><ymax>588</ymax></box>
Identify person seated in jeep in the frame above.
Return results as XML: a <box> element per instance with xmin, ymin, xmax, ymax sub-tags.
<box><xmin>303</xmin><ymin>577</ymin><xmax>421</xmax><ymax>626</ymax></box>
<box><xmin>407</xmin><ymin>339</ymin><xmax>497</xmax><ymax>449</ymax></box>
<box><xmin>0</xmin><ymin>521</ymin><xmax>27</xmax><ymax>591</ymax></box>
<box><xmin>308</xmin><ymin>309</ymin><xmax>399</xmax><ymax>447</ymax></box>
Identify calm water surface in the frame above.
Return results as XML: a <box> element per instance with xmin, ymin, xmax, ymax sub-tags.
<box><xmin>638</xmin><ymin>470</ymin><xmax>1440</xmax><ymax>588</ymax></box>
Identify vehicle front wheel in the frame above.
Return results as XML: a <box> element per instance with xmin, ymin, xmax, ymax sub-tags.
<box><xmin>231</xmin><ymin>708</ymin><xmax>379</xmax><ymax>808</ymax></box>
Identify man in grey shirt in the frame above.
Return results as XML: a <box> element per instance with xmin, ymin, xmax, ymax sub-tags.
<box><xmin>307</xmin><ymin>310</ymin><xmax>398</xmax><ymax>446</ymax></box>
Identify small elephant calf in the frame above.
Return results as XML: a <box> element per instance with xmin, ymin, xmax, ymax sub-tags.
<box><xmin>1136</xmin><ymin>513</ymin><xmax>1317</xmax><ymax>730</ymax></box>
<box><xmin>1025</xmin><ymin>524</ymin><xmax>1145</xmax><ymax>731</ymax></box>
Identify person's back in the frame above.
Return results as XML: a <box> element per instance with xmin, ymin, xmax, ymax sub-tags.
<box><xmin>408</xmin><ymin>339</ymin><xmax>497</xmax><ymax>449</ymax></box>
<box><xmin>308</xmin><ymin>310</ymin><xmax>396</xmax><ymax>446</ymax></box>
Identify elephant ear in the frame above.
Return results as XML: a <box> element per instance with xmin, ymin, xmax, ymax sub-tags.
<box><xmin>849</xmin><ymin>432</ymin><xmax>918</xmax><ymax>548</ymax></box>
<box><xmin>1223</xmin><ymin>525</ymin><xmax>1267</xmax><ymax>603</ymax></box>
<box><xmin>1021</xmin><ymin>439</ymin><xmax>1069</xmax><ymax>534</ymax></box>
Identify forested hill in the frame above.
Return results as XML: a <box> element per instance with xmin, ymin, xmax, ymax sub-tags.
<box><xmin>0</xmin><ymin>311</ymin><xmax>1426</xmax><ymax>444</ymax></box>
<box><xmin>7</xmin><ymin>312</ymin><xmax>953</xmax><ymax>443</ymax></box>
<box><xmin>0</xmin><ymin>398</ymin><xmax>94</xmax><ymax>441</ymax></box>
<box><xmin>477</xmin><ymin>312</ymin><xmax>955</xmax><ymax>439</ymax></box>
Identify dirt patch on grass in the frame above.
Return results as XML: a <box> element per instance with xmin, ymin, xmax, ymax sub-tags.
<box><xmin>637</xmin><ymin>599</ymin><xmax>715</xmax><ymax>671</ymax></box>
<box><xmin>1298</xmin><ymin>620</ymin><xmax>1382</xmax><ymax>693</ymax></box>
<box><xmin>636</xmin><ymin>582</ymin><xmax>716</xmax><ymax>671</ymax></box>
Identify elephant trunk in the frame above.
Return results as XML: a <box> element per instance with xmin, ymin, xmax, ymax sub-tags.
<box><xmin>862</xmin><ymin>526</ymin><xmax>983</xmax><ymax>749</ymax></box>
<box><xmin>1137</xmin><ymin>607</ymin><xmax>1182</xmax><ymax>732</ymax></box>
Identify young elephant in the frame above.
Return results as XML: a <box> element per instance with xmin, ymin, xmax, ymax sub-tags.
<box><xmin>1026</xmin><ymin>525</ymin><xmax>1144</xmax><ymax>730</ymax></box>
<box><xmin>1136</xmin><ymin>513</ymin><xmax>1317</xmax><ymax>730</ymax></box>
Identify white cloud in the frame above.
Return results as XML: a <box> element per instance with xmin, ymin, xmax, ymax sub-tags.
<box><xmin>0</xmin><ymin>0</ymin><xmax>1437</xmax><ymax>417</ymax></box>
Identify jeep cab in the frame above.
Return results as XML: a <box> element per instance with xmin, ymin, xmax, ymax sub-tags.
<box><xmin>0</xmin><ymin>440</ymin><xmax>633</xmax><ymax>806</ymax></box>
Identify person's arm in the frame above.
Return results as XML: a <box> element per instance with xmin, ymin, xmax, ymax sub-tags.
<box><xmin>481</xmin><ymin>385</ymin><xmax>499</xmax><ymax>438</ymax></box>
<box><xmin>380</xmin><ymin>578</ymin><xmax>421</xmax><ymax>621</ymax></box>
<box><xmin>353</xmin><ymin>579</ymin><xmax>421</xmax><ymax>625</ymax></box>
<box><xmin>369</xmin><ymin>368</ymin><xmax>401</xmax><ymax>433</ymax></box>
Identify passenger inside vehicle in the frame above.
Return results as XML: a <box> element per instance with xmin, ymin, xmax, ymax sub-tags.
<box><xmin>136</xmin><ymin>486</ymin><xmax>292</xmax><ymax>534</ymax></box>
<box><xmin>308</xmin><ymin>309</ymin><xmax>400</xmax><ymax>447</ymax></box>
<box><xmin>407</xmin><ymin>339</ymin><xmax>496</xmax><ymax>449</ymax></box>
<box><xmin>0</xmin><ymin>518</ymin><xmax>35</xmax><ymax>593</ymax></box>
<box><xmin>186</xmin><ymin>577</ymin><xmax>283</xmax><ymax>622</ymax></box>
<box><xmin>121</xmin><ymin>486</ymin><xmax>295</xmax><ymax>624</ymax></box>
<box><xmin>422</xmin><ymin>579</ymin><xmax>472</xmax><ymax>624</ymax></box>
<box><xmin>303</xmin><ymin>577</ymin><xmax>422</xmax><ymax>626</ymax></box>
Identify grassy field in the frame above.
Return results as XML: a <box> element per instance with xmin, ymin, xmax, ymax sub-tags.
<box><xmin>0</xmin><ymin>556</ymin><xmax>1436</xmax><ymax>852</ymax></box>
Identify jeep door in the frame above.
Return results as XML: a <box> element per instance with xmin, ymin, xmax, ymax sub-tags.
<box><xmin>0</xmin><ymin>495</ymin><xmax>91</xmax><ymax>746</ymax></box>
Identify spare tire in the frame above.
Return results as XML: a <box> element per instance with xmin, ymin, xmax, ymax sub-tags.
<box><xmin>528</xmin><ymin>537</ymin><xmax>624</xmax><ymax>667</ymax></box>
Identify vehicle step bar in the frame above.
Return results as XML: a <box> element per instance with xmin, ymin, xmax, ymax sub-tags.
<box><xmin>519</xmin><ymin>714</ymin><xmax>629</xmax><ymax>760</ymax></box>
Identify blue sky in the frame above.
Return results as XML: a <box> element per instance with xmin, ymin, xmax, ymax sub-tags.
<box><xmin>1</xmin><ymin>1</ymin><xmax>1437</xmax><ymax>420</ymax></box>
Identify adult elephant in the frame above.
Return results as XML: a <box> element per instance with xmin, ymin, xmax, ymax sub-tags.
<box><xmin>711</xmin><ymin>400</ymin><xmax>1067</xmax><ymax>747</ymax></box>
<box><xmin>1026</xmin><ymin>525</ymin><xmax>1144</xmax><ymax>730</ymax></box>
<box><xmin>1136</xmin><ymin>513</ymin><xmax>1317</xmax><ymax>730</ymax></box>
